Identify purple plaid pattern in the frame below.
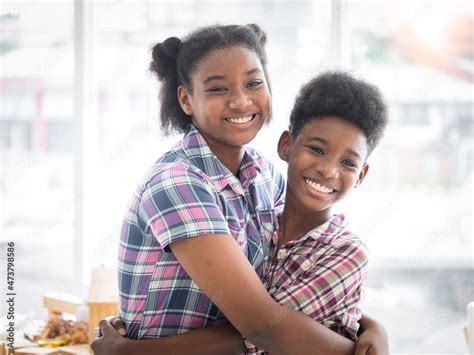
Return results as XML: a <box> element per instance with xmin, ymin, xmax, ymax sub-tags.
<box><xmin>246</xmin><ymin>213</ymin><xmax>368</xmax><ymax>354</ymax></box>
<box><xmin>118</xmin><ymin>125</ymin><xmax>285</xmax><ymax>339</ymax></box>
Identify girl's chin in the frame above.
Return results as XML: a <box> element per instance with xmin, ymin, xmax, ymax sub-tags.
<box><xmin>224</xmin><ymin>132</ymin><xmax>259</xmax><ymax>147</ymax></box>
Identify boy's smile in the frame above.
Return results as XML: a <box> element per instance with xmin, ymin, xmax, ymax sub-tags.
<box><xmin>303</xmin><ymin>176</ymin><xmax>336</xmax><ymax>197</ymax></box>
<box><xmin>279</xmin><ymin>116</ymin><xmax>369</xmax><ymax>226</ymax></box>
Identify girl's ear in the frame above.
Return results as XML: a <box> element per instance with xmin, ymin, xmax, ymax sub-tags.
<box><xmin>277</xmin><ymin>131</ymin><xmax>292</xmax><ymax>162</ymax></box>
<box><xmin>355</xmin><ymin>163</ymin><xmax>369</xmax><ymax>188</ymax></box>
<box><xmin>177</xmin><ymin>85</ymin><xmax>193</xmax><ymax>116</ymax></box>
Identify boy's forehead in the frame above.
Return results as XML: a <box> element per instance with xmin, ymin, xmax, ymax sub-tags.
<box><xmin>298</xmin><ymin>116</ymin><xmax>369</xmax><ymax>157</ymax></box>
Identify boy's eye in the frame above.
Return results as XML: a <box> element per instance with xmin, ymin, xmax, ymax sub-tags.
<box><xmin>342</xmin><ymin>159</ymin><xmax>358</xmax><ymax>168</ymax></box>
<box><xmin>309</xmin><ymin>146</ymin><xmax>324</xmax><ymax>155</ymax></box>
<box><xmin>248</xmin><ymin>80</ymin><xmax>263</xmax><ymax>88</ymax></box>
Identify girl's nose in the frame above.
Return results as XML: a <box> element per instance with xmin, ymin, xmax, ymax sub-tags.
<box><xmin>229</xmin><ymin>90</ymin><xmax>252</xmax><ymax>110</ymax></box>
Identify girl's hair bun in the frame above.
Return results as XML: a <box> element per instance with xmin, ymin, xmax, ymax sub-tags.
<box><xmin>246</xmin><ymin>23</ymin><xmax>267</xmax><ymax>46</ymax></box>
<box><xmin>162</xmin><ymin>37</ymin><xmax>182</xmax><ymax>58</ymax></box>
<box><xmin>150</xmin><ymin>37</ymin><xmax>182</xmax><ymax>80</ymax></box>
<box><xmin>150</xmin><ymin>25</ymin><xmax>271</xmax><ymax>136</ymax></box>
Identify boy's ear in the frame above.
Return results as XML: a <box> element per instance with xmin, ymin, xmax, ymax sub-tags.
<box><xmin>355</xmin><ymin>163</ymin><xmax>369</xmax><ymax>188</ymax></box>
<box><xmin>177</xmin><ymin>85</ymin><xmax>193</xmax><ymax>116</ymax></box>
<box><xmin>277</xmin><ymin>131</ymin><xmax>292</xmax><ymax>161</ymax></box>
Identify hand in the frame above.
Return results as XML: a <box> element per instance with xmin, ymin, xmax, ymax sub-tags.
<box><xmin>355</xmin><ymin>323</ymin><xmax>389</xmax><ymax>355</ymax></box>
<box><xmin>105</xmin><ymin>316</ymin><xmax>128</xmax><ymax>336</ymax></box>
<box><xmin>91</xmin><ymin>318</ymin><xmax>130</xmax><ymax>355</ymax></box>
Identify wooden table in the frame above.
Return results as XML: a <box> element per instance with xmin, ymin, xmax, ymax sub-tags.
<box><xmin>3</xmin><ymin>344</ymin><xmax>91</xmax><ymax>355</ymax></box>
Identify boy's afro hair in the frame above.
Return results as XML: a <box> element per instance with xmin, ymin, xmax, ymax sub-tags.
<box><xmin>289</xmin><ymin>71</ymin><xmax>388</xmax><ymax>153</ymax></box>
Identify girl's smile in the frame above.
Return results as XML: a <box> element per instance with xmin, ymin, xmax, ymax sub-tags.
<box><xmin>224</xmin><ymin>112</ymin><xmax>258</xmax><ymax>127</ymax></box>
<box><xmin>178</xmin><ymin>45</ymin><xmax>271</xmax><ymax>173</ymax></box>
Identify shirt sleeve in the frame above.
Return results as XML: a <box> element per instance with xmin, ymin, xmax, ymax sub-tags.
<box><xmin>271</xmin><ymin>240</ymin><xmax>369</xmax><ymax>340</ymax></box>
<box><xmin>269</xmin><ymin>161</ymin><xmax>286</xmax><ymax>208</ymax></box>
<box><xmin>137</xmin><ymin>163</ymin><xmax>231</xmax><ymax>250</ymax></box>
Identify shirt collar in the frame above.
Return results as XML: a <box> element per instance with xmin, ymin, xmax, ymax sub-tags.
<box><xmin>275</xmin><ymin>213</ymin><xmax>349</xmax><ymax>248</ymax></box>
<box><xmin>306</xmin><ymin>214</ymin><xmax>348</xmax><ymax>243</ymax></box>
<box><xmin>179</xmin><ymin>125</ymin><xmax>263</xmax><ymax>195</ymax></box>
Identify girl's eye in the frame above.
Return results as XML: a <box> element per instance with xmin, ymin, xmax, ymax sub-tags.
<box><xmin>248</xmin><ymin>80</ymin><xmax>263</xmax><ymax>88</ymax></box>
<box><xmin>207</xmin><ymin>86</ymin><xmax>227</xmax><ymax>93</ymax></box>
<box><xmin>342</xmin><ymin>160</ymin><xmax>358</xmax><ymax>168</ymax></box>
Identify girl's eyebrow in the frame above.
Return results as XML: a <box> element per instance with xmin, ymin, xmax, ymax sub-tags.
<box><xmin>203</xmin><ymin>75</ymin><xmax>225</xmax><ymax>84</ymax></box>
<box><xmin>203</xmin><ymin>68</ymin><xmax>262</xmax><ymax>84</ymax></box>
<box><xmin>308</xmin><ymin>136</ymin><xmax>362</xmax><ymax>160</ymax></box>
<box><xmin>247</xmin><ymin>68</ymin><xmax>262</xmax><ymax>75</ymax></box>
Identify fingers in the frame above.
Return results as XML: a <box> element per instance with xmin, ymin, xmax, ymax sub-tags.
<box><xmin>99</xmin><ymin>319</ymin><xmax>117</xmax><ymax>336</ymax></box>
<box><xmin>91</xmin><ymin>327</ymin><xmax>102</xmax><ymax>352</ymax></box>
<box><xmin>93</xmin><ymin>326</ymin><xmax>102</xmax><ymax>340</ymax></box>
<box><xmin>110</xmin><ymin>317</ymin><xmax>127</xmax><ymax>336</ymax></box>
<box><xmin>103</xmin><ymin>316</ymin><xmax>127</xmax><ymax>336</ymax></box>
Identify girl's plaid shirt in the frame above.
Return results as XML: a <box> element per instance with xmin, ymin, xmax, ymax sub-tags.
<box><xmin>118</xmin><ymin>125</ymin><xmax>285</xmax><ymax>339</ymax></box>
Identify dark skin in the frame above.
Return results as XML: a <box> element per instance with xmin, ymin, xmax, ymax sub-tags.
<box><xmin>92</xmin><ymin>48</ymin><xmax>390</xmax><ymax>354</ymax></box>
<box><xmin>93</xmin><ymin>320</ymin><xmax>245</xmax><ymax>355</ymax></box>
<box><xmin>92</xmin><ymin>119</ymin><xmax>389</xmax><ymax>355</ymax></box>
<box><xmin>276</xmin><ymin>117</ymin><xmax>370</xmax><ymax>246</ymax></box>
<box><xmin>92</xmin><ymin>314</ymin><xmax>389</xmax><ymax>355</ymax></box>
<box><xmin>177</xmin><ymin>46</ymin><xmax>271</xmax><ymax>175</ymax></box>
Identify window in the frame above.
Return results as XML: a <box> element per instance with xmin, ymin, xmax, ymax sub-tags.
<box><xmin>1</xmin><ymin>1</ymin><xmax>471</xmax><ymax>352</ymax></box>
<box><xmin>0</xmin><ymin>1</ymin><xmax>75</xmax><ymax>318</ymax></box>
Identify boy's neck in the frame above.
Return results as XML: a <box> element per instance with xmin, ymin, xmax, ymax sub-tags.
<box><xmin>278</xmin><ymin>197</ymin><xmax>333</xmax><ymax>247</ymax></box>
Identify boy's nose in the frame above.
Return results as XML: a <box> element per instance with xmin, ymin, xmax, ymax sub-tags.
<box><xmin>316</xmin><ymin>161</ymin><xmax>339</xmax><ymax>180</ymax></box>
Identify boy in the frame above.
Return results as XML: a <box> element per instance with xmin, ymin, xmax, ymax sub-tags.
<box><xmin>93</xmin><ymin>71</ymin><xmax>389</xmax><ymax>354</ymax></box>
<box><xmin>249</xmin><ymin>71</ymin><xmax>388</xmax><ymax>350</ymax></box>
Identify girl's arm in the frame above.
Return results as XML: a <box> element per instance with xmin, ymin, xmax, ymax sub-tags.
<box><xmin>93</xmin><ymin>321</ymin><xmax>244</xmax><ymax>355</ymax></box>
<box><xmin>94</xmin><ymin>234</ymin><xmax>385</xmax><ymax>355</ymax></box>
<box><xmin>168</xmin><ymin>233</ymin><xmax>355</xmax><ymax>354</ymax></box>
<box><xmin>93</xmin><ymin>311</ymin><xmax>389</xmax><ymax>355</ymax></box>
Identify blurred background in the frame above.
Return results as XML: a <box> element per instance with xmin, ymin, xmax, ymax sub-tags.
<box><xmin>0</xmin><ymin>0</ymin><xmax>472</xmax><ymax>353</ymax></box>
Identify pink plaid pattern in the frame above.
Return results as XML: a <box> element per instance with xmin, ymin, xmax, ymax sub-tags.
<box><xmin>118</xmin><ymin>125</ymin><xmax>285</xmax><ymax>339</ymax></box>
<box><xmin>246</xmin><ymin>213</ymin><xmax>368</xmax><ymax>354</ymax></box>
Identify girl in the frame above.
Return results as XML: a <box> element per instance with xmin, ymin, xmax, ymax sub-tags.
<box><xmin>92</xmin><ymin>24</ymin><xmax>387</xmax><ymax>354</ymax></box>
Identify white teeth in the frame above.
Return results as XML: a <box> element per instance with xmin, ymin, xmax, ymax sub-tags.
<box><xmin>304</xmin><ymin>178</ymin><xmax>334</xmax><ymax>194</ymax></box>
<box><xmin>226</xmin><ymin>115</ymin><xmax>253</xmax><ymax>124</ymax></box>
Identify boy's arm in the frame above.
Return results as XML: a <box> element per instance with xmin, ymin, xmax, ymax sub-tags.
<box><xmin>355</xmin><ymin>313</ymin><xmax>390</xmax><ymax>355</ymax></box>
<box><xmin>358</xmin><ymin>313</ymin><xmax>386</xmax><ymax>334</ymax></box>
<box><xmin>92</xmin><ymin>321</ymin><xmax>244</xmax><ymax>355</ymax></box>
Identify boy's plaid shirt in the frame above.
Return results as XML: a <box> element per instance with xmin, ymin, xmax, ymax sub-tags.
<box><xmin>118</xmin><ymin>125</ymin><xmax>285</xmax><ymax>339</ymax></box>
<box><xmin>245</xmin><ymin>213</ymin><xmax>369</xmax><ymax>354</ymax></box>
